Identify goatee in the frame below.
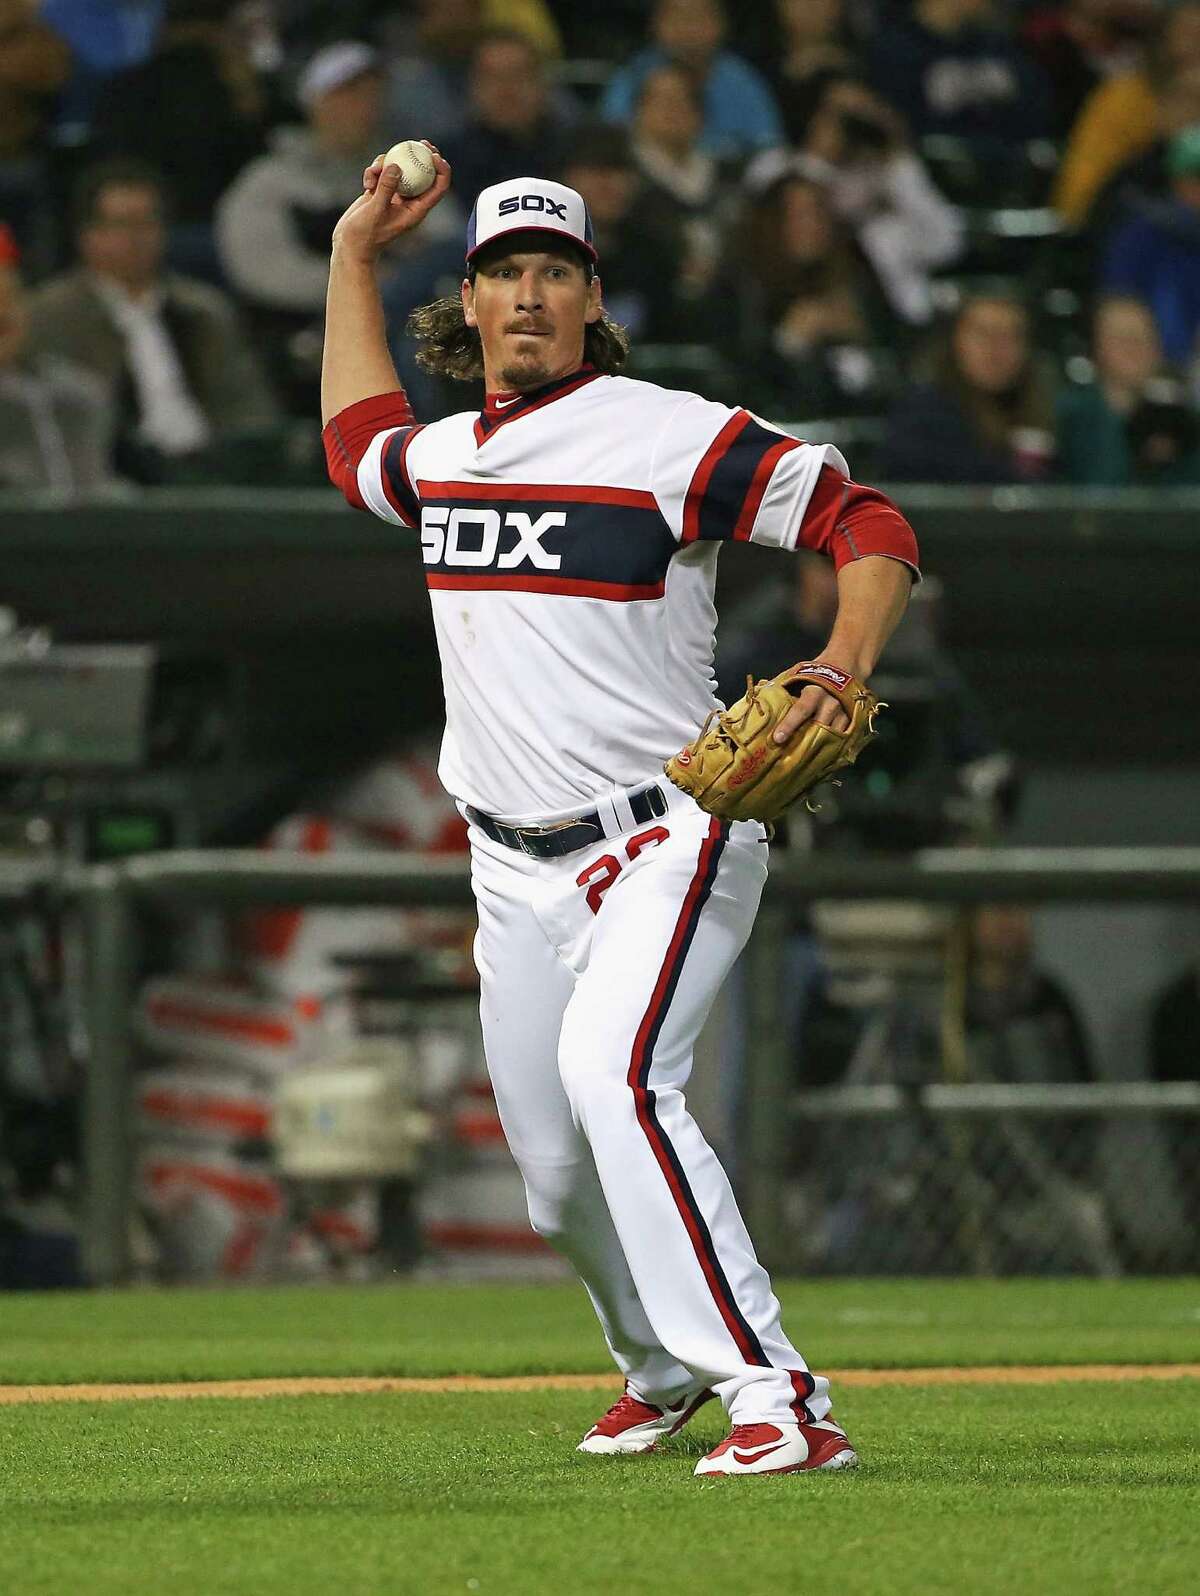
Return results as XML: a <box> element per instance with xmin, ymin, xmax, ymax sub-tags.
<box><xmin>498</xmin><ymin>354</ymin><xmax>552</xmax><ymax>392</ymax></box>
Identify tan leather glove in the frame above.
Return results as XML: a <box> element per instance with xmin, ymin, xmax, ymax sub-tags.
<box><xmin>664</xmin><ymin>663</ymin><xmax>885</xmax><ymax>824</ymax></box>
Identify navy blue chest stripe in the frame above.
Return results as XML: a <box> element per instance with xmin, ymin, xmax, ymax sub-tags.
<box><xmin>418</xmin><ymin>498</ymin><xmax>676</xmax><ymax>588</ymax></box>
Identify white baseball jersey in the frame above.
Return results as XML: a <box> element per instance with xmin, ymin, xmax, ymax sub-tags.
<box><xmin>348</xmin><ymin>369</ymin><xmax>858</xmax><ymax>819</ymax></box>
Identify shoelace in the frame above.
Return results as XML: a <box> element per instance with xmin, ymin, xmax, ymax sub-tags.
<box><xmin>722</xmin><ymin>1424</ymin><xmax>778</xmax><ymax>1450</ymax></box>
<box><xmin>596</xmin><ymin>1393</ymin><xmax>658</xmax><ymax>1431</ymax></box>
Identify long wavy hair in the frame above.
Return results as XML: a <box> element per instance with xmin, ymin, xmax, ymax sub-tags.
<box><xmin>406</xmin><ymin>294</ymin><xmax>631</xmax><ymax>381</ymax></box>
<box><xmin>929</xmin><ymin>293</ymin><xmax>1057</xmax><ymax>454</ymax></box>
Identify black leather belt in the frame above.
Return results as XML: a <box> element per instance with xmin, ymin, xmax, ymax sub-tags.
<box><xmin>466</xmin><ymin>783</ymin><xmax>668</xmax><ymax>859</ymax></box>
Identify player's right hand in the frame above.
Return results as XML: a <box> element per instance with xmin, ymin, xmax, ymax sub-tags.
<box><xmin>331</xmin><ymin>140</ymin><xmax>451</xmax><ymax>262</ymax></box>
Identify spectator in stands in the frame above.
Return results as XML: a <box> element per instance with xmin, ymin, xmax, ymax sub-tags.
<box><xmin>766</xmin><ymin>0</ymin><xmax>865</xmax><ymax>145</ymax></box>
<box><xmin>38</xmin><ymin>0</ymin><xmax>165</xmax><ymax>141</ymax></box>
<box><xmin>735</xmin><ymin>172</ymin><xmax>896</xmax><ymax>416</ymax></box>
<box><xmin>485</xmin><ymin>0</ymin><xmax>560</xmax><ymax>56</ymax></box>
<box><xmin>444</xmin><ymin>30</ymin><xmax>576</xmax><ymax>206</ymax></box>
<box><xmin>1058</xmin><ymin>295</ymin><xmax>1200</xmax><ymax>483</ymax></box>
<box><xmin>216</xmin><ymin>39</ymin><xmax>384</xmax><ymax>335</ymax></box>
<box><xmin>1085</xmin><ymin>64</ymin><xmax>1200</xmax><ymax>240</ymax></box>
<box><xmin>801</xmin><ymin>898</ymin><xmax>1110</xmax><ymax>1275</ymax></box>
<box><xmin>380</xmin><ymin>0</ymin><xmax>479</xmax><ymax>148</ymax></box>
<box><xmin>218</xmin><ymin>40</ymin><xmax>460</xmax><ymax>413</ymax></box>
<box><xmin>91</xmin><ymin>0</ymin><xmax>270</xmax><ymax>284</ymax></box>
<box><xmin>558</xmin><ymin>126</ymin><xmax>693</xmax><ymax>343</ymax></box>
<box><xmin>629</xmin><ymin>63</ymin><xmax>736</xmax><ymax>304</ymax></box>
<box><xmin>866</xmin><ymin>0</ymin><xmax>1052</xmax><ymax>156</ymax></box>
<box><xmin>1053</xmin><ymin>0</ymin><xmax>1200</xmax><ymax>228</ymax></box>
<box><xmin>0</xmin><ymin>0</ymin><xmax>71</xmax><ymax>268</ymax></box>
<box><xmin>964</xmin><ymin>905</ymin><xmax>1094</xmax><ymax>1096</ymax></box>
<box><xmin>379</xmin><ymin>0</ymin><xmax>563</xmax><ymax>150</ymax></box>
<box><xmin>550</xmin><ymin>0</ymin><xmax>656</xmax><ymax>62</ymax></box>
<box><xmin>600</xmin><ymin>0</ymin><xmax>785</xmax><ymax>160</ymax></box>
<box><xmin>1020</xmin><ymin>0</ymin><xmax>1158</xmax><ymax>140</ymax></box>
<box><xmin>0</xmin><ymin>224</ymin><xmax>114</xmax><ymax>492</ymax></box>
<box><xmin>26</xmin><ymin>159</ymin><xmax>278</xmax><ymax>482</ymax></box>
<box><xmin>1100</xmin><ymin>125</ymin><xmax>1200</xmax><ymax>366</ymax></box>
<box><xmin>748</xmin><ymin>77</ymin><xmax>964</xmax><ymax>329</ymax></box>
<box><xmin>880</xmin><ymin>292</ymin><xmax>1059</xmax><ymax>482</ymax></box>
<box><xmin>958</xmin><ymin>904</ymin><xmax>1106</xmax><ymax>1260</ymax></box>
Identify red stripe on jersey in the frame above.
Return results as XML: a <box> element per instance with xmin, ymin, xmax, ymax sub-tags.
<box><xmin>731</xmin><ymin>435</ymin><xmax>801</xmax><ymax>541</ymax></box>
<box><xmin>681</xmin><ymin>410</ymin><xmax>752</xmax><ymax>544</ymax></box>
<box><xmin>420</xmin><ymin>481</ymin><xmax>658</xmax><ymax>510</ymax></box>
<box><xmin>426</xmin><ymin>574</ymin><xmax>665</xmax><ymax>601</ymax></box>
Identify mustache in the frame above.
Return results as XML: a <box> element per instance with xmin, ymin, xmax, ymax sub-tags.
<box><xmin>505</xmin><ymin>320</ymin><xmax>552</xmax><ymax>335</ymax></box>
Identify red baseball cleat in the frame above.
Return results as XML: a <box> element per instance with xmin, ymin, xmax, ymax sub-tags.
<box><xmin>693</xmin><ymin>1416</ymin><xmax>859</xmax><ymax>1477</ymax></box>
<box><xmin>577</xmin><ymin>1385</ymin><xmax>714</xmax><ymax>1455</ymax></box>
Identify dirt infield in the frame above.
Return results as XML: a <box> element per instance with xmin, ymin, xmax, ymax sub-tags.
<box><xmin>1</xmin><ymin>1365</ymin><xmax>1197</xmax><ymax>1406</ymax></box>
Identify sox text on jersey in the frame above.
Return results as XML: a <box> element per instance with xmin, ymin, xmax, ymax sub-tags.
<box><xmin>328</xmin><ymin>367</ymin><xmax>918</xmax><ymax>821</ymax></box>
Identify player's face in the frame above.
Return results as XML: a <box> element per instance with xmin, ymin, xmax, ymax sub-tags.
<box><xmin>463</xmin><ymin>248</ymin><xmax>602</xmax><ymax>392</ymax></box>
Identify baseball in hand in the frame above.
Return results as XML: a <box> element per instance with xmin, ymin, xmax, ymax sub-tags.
<box><xmin>383</xmin><ymin>140</ymin><xmax>437</xmax><ymax>197</ymax></box>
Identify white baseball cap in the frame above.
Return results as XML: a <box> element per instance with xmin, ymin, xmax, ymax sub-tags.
<box><xmin>297</xmin><ymin>40</ymin><xmax>381</xmax><ymax>109</ymax></box>
<box><xmin>466</xmin><ymin>178</ymin><xmax>597</xmax><ymax>265</ymax></box>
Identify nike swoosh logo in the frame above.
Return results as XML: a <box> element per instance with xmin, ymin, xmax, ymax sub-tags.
<box><xmin>493</xmin><ymin>396</ymin><xmax>520</xmax><ymax>409</ymax></box>
<box><xmin>732</xmin><ymin>1441</ymin><xmax>789</xmax><ymax>1465</ymax></box>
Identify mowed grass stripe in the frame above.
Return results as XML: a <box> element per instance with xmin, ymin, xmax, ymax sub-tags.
<box><xmin>3</xmin><ymin>1278</ymin><xmax>1198</xmax><ymax>1384</ymax></box>
<box><xmin>2</xmin><ymin>1363</ymin><xmax>1199</xmax><ymax>1405</ymax></box>
<box><xmin>1</xmin><ymin>1383</ymin><xmax>1197</xmax><ymax>1596</ymax></box>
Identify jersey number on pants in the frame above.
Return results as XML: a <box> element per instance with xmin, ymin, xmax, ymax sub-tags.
<box><xmin>575</xmin><ymin>826</ymin><xmax>671</xmax><ymax>915</ymax></box>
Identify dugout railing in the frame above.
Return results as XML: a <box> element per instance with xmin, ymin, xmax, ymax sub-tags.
<box><xmin>53</xmin><ymin>846</ymin><xmax>1200</xmax><ymax>1286</ymax></box>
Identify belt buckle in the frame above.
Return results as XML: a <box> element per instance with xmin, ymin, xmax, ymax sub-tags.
<box><xmin>525</xmin><ymin>817</ymin><xmax>602</xmax><ymax>857</ymax></box>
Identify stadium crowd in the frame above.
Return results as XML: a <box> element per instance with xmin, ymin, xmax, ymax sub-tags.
<box><xmin>3</xmin><ymin>0</ymin><xmax>1200</xmax><ymax>491</ymax></box>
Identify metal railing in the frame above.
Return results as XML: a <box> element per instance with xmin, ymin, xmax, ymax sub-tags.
<box><xmin>735</xmin><ymin>848</ymin><xmax>1200</xmax><ymax>1267</ymax></box>
<box><xmin>4</xmin><ymin>849</ymin><xmax>1193</xmax><ymax>1283</ymax></box>
<box><xmin>9</xmin><ymin>846</ymin><xmax>1198</xmax><ymax>1283</ymax></box>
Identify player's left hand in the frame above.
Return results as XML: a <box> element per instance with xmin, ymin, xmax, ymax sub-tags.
<box><xmin>773</xmin><ymin>660</ymin><xmax>858</xmax><ymax>743</ymax></box>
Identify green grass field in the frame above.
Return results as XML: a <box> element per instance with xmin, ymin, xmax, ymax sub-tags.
<box><xmin>1</xmin><ymin>1279</ymin><xmax>1197</xmax><ymax>1596</ymax></box>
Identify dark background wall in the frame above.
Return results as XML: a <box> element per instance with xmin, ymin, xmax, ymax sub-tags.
<box><xmin>4</xmin><ymin>486</ymin><xmax>1200</xmax><ymax>776</ymax></box>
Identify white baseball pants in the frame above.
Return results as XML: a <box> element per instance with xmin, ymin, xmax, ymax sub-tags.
<box><xmin>468</xmin><ymin>782</ymin><xmax>831</xmax><ymax>1426</ymax></box>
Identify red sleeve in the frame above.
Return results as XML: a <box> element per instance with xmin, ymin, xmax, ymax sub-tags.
<box><xmin>798</xmin><ymin>464</ymin><xmax>921</xmax><ymax>579</ymax></box>
<box><xmin>322</xmin><ymin>389</ymin><xmax>414</xmax><ymax>510</ymax></box>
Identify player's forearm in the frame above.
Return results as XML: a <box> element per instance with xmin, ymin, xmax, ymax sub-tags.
<box><xmin>320</xmin><ymin>245</ymin><xmax>404</xmax><ymax>426</ymax></box>
<box><xmin>818</xmin><ymin>554</ymin><xmax>912</xmax><ymax>678</ymax></box>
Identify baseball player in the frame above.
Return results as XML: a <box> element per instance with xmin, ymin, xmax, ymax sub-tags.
<box><xmin>322</xmin><ymin>145</ymin><xmax>919</xmax><ymax>1477</ymax></box>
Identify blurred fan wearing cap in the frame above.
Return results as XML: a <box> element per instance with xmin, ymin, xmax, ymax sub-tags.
<box><xmin>217</xmin><ymin>38</ymin><xmax>462</xmax><ymax>414</ymax></box>
<box><xmin>1100</xmin><ymin>120</ymin><xmax>1200</xmax><ymax>363</ymax></box>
